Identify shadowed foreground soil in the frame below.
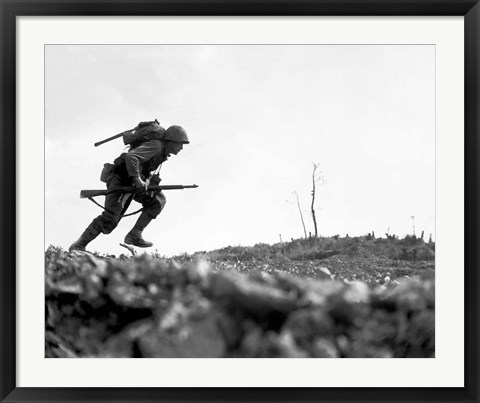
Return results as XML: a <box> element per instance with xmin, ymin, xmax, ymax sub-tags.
<box><xmin>45</xmin><ymin>236</ymin><xmax>435</xmax><ymax>358</ymax></box>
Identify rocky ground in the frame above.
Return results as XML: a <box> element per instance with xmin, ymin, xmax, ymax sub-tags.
<box><xmin>45</xmin><ymin>236</ymin><xmax>435</xmax><ymax>358</ymax></box>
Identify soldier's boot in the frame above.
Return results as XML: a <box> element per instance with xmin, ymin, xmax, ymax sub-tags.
<box><xmin>69</xmin><ymin>225</ymin><xmax>101</xmax><ymax>252</ymax></box>
<box><xmin>124</xmin><ymin>212</ymin><xmax>154</xmax><ymax>248</ymax></box>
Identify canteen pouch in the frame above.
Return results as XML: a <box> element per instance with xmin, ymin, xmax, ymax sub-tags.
<box><xmin>100</xmin><ymin>163</ymin><xmax>115</xmax><ymax>183</ymax></box>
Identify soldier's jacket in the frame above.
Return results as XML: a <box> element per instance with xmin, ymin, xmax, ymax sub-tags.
<box><xmin>114</xmin><ymin>139</ymin><xmax>169</xmax><ymax>181</ymax></box>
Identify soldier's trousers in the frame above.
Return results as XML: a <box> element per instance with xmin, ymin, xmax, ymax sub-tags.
<box><xmin>89</xmin><ymin>174</ymin><xmax>166</xmax><ymax>234</ymax></box>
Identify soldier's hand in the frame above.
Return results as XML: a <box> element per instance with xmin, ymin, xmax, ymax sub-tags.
<box><xmin>132</xmin><ymin>177</ymin><xmax>148</xmax><ymax>194</ymax></box>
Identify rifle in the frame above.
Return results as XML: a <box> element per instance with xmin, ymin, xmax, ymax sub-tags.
<box><xmin>80</xmin><ymin>184</ymin><xmax>199</xmax><ymax>199</ymax></box>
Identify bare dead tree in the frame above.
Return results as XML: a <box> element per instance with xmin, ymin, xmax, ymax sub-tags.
<box><xmin>293</xmin><ymin>191</ymin><xmax>307</xmax><ymax>239</ymax></box>
<box><xmin>311</xmin><ymin>163</ymin><xmax>325</xmax><ymax>238</ymax></box>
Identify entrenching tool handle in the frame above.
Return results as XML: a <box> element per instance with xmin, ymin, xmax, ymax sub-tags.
<box><xmin>94</xmin><ymin>128</ymin><xmax>135</xmax><ymax>147</ymax></box>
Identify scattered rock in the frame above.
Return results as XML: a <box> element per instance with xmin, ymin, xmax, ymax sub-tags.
<box><xmin>45</xmin><ymin>246</ymin><xmax>435</xmax><ymax>358</ymax></box>
<box><xmin>311</xmin><ymin>337</ymin><xmax>339</xmax><ymax>358</ymax></box>
<box><xmin>137</xmin><ymin>309</ymin><xmax>226</xmax><ymax>358</ymax></box>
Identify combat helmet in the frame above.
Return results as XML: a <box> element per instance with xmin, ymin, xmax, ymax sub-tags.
<box><xmin>165</xmin><ymin>125</ymin><xmax>189</xmax><ymax>144</ymax></box>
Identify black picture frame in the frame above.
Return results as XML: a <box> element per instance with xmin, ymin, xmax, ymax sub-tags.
<box><xmin>1</xmin><ymin>1</ymin><xmax>479</xmax><ymax>402</ymax></box>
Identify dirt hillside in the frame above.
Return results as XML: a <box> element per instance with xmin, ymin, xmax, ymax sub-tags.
<box><xmin>45</xmin><ymin>236</ymin><xmax>435</xmax><ymax>358</ymax></box>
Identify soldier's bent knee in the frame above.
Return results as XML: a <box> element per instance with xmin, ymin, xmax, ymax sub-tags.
<box><xmin>92</xmin><ymin>213</ymin><xmax>122</xmax><ymax>234</ymax></box>
<box><xmin>101</xmin><ymin>222</ymin><xmax>119</xmax><ymax>234</ymax></box>
<box><xmin>144</xmin><ymin>196</ymin><xmax>166</xmax><ymax>219</ymax></box>
<box><xmin>145</xmin><ymin>203</ymin><xmax>162</xmax><ymax>219</ymax></box>
<box><xmin>157</xmin><ymin>192</ymin><xmax>167</xmax><ymax>208</ymax></box>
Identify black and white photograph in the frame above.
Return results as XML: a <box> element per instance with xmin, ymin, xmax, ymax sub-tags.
<box><xmin>44</xmin><ymin>44</ymin><xmax>436</xmax><ymax>359</ymax></box>
<box><xmin>2</xmin><ymin>0</ymin><xmax>480</xmax><ymax>400</ymax></box>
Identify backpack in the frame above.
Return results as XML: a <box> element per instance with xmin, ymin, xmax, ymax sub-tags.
<box><xmin>123</xmin><ymin>119</ymin><xmax>166</xmax><ymax>148</ymax></box>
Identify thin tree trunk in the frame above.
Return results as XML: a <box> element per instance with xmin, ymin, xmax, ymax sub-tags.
<box><xmin>294</xmin><ymin>191</ymin><xmax>307</xmax><ymax>239</ymax></box>
<box><xmin>311</xmin><ymin>164</ymin><xmax>319</xmax><ymax>238</ymax></box>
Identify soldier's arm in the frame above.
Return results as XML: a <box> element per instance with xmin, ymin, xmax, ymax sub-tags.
<box><xmin>124</xmin><ymin>140</ymin><xmax>164</xmax><ymax>178</ymax></box>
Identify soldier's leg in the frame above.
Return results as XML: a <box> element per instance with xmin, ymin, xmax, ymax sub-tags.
<box><xmin>91</xmin><ymin>193</ymin><xmax>133</xmax><ymax>231</ymax></box>
<box><xmin>125</xmin><ymin>191</ymin><xmax>166</xmax><ymax>248</ymax></box>
<box><xmin>68</xmin><ymin>224</ymin><xmax>102</xmax><ymax>252</ymax></box>
<box><xmin>69</xmin><ymin>178</ymin><xmax>133</xmax><ymax>251</ymax></box>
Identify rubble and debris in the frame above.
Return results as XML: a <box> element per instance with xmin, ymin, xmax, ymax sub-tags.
<box><xmin>45</xmin><ymin>242</ymin><xmax>435</xmax><ymax>358</ymax></box>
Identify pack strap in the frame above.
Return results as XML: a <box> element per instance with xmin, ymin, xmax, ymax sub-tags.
<box><xmin>87</xmin><ymin>197</ymin><xmax>143</xmax><ymax>218</ymax></box>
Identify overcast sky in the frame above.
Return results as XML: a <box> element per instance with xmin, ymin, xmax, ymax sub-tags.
<box><xmin>45</xmin><ymin>44</ymin><xmax>435</xmax><ymax>257</ymax></box>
